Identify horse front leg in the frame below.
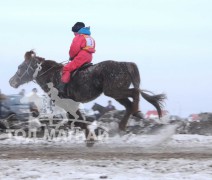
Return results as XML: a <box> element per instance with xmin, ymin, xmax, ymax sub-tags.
<box><xmin>68</xmin><ymin>110</ymin><xmax>96</xmax><ymax>147</ymax></box>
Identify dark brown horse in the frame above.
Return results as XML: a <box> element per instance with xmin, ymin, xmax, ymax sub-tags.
<box><xmin>9</xmin><ymin>50</ymin><xmax>166</xmax><ymax>139</ymax></box>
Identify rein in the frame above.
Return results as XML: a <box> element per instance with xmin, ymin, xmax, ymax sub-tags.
<box><xmin>36</xmin><ymin>65</ymin><xmax>54</xmax><ymax>78</ymax></box>
<box><xmin>33</xmin><ymin>59</ymin><xmax>68</xmax><ymax>79</ymax></box>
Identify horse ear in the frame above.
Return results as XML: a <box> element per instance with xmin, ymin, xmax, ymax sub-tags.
<box><xmin>24</xmin><ymin>50</ymin><xmax>36</xmax><ymax>62</ymax></box>
<box><xmin>24</xmin><ymin>52</ymin><xmax>30</xmax><ymax>61</ymax></box>
<box><xmin>29</xmin><ymin>49</ymin><xmax>36</xmax><ymax>57</ymax></box>
<box><xmin>31</xmin><ymin>52</ymin><xmax>36</xmax><ymax>57</ymax></box>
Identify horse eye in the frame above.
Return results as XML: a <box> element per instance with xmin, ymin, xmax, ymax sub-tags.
<box><xmin>18</xmin><ymin>64</ymin><xmax>23</xmax><ymax>69</ymax></box>
<box><xmin>17</xmin><ymin>64</ymin><xmax>25</xmax><ymax>74</ymax></box>
<box><xmin>18</xmin><ymin>64</ymin><xmax>26</xmax><ymax>70</ymax></box>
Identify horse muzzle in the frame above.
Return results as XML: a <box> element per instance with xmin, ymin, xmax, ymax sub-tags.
<box><xmin>9</xmin><ymin>76</ymin><xmax>20</xmax><ymax>88</ymax></box>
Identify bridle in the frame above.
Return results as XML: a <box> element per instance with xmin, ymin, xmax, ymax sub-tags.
<box><xmin>15</xmin><ymin>56</ymin><xmax>67</xmax><ymax>83</ymax></box>
<box><xmin>15</xmin><ymin>57</ymin><xmax>39</xmax><ymax>82</ymax></box>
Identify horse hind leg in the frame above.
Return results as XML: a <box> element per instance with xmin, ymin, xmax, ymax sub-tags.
<box><xmin>131</xmin><ymin>88</ymin><xmax>144</xmax><ymax>119</ymax></box>
<box><xmin>115</xmin><ymin>98</ymin><xmax>133</xmax><ymax>131</ymax></box>
<box><xmin>131</xmin><ymin>88</ymin><xmax>141</xmax><ymax>115</ymax></box>
<box><xmin>119</xmin><ymin>88</ymin><xmax>144</xmax><ymax>119</ymax></box>
<box><xmin>104</xmin><ymin>88</ymin><xmax>142</xmax><ymax>130</ymax></box>
<box><xmin>126</xmin><ymin>62</ymin><xmax>144</xmax><ymax>118</ymax></box>
<box><xmin>104</xmin><ymin>88</ymin><xmax>140</xmax><ymax>114</ymax></box>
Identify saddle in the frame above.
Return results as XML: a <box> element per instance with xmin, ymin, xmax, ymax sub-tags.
<box><xmin>71</xmin><ymin>63</ymin><xmax>93</xmax><ymax>78</ymax></box>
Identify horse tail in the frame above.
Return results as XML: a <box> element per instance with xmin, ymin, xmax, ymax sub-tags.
<box><xmin>126</xmin><ymin>62</ymin><xmax>166</xmax><ymax>118</ymax></box>
<box><xmin>140</xmin><ymin>90</ymin><xmax>166</xmax><ymax>118</ymax></box>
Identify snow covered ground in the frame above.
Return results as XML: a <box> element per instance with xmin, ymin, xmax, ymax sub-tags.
<box><xmin>1</xmin><ymin>158</ymin><xmax>212</xmax><ymax>180</ymax></box>
<box><xmin>0</xmin><ymin>125</ymin><xmax>212</xmax><ymax>180</ymax></box>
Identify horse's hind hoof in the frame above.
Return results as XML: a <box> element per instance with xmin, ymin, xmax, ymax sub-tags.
<box><xmin>119</xmin><ymin>123</ymin><xmax>127</xmax><ymax>131</ymax></box>
<box><xmin>133</xmin><ymin>111</ymin><xmax>144</xmax><ymax>119</ymax></box>
<box><xmin>118</xmin><ymin>130</ymin><xmax>126</xmax><ymax>136</ymax></box>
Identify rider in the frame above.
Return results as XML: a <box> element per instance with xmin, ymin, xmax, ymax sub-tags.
<box><xmin>105</xmin><ymin>100</ymin><xmax>116</xmax><ymax>112</ymax></box>
<box><xmin>58</xmin><ymin>22</ymin><xmax>96</xmax><ymax>95</ymax></box>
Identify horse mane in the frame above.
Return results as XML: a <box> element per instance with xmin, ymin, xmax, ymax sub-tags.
<box><xmin>24</xmin><ymin>50</ymin><xmax>63</xmax><ymax>68</ymax></box>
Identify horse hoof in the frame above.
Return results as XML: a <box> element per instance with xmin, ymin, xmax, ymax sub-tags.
<box><xmin>85</xmin><ymin>140</ymin><xmax>95</xmax><ymax>147</ymax></box>
<box><xmin>118</xmin><ymin>130</ymin><xmax>126</xmax><ymax>136</ymax></box>
<box><xmin>86</xmin><ymin>142</ymin><xmax>95</xmax><ymax>147</ymax></box>
<box><xmin>133</xmin><ymin>111</ymin><xmax>144</xmax><ymax>119</ymax></box>
<box><xmin>119</xmin><ymin>123</ymin><xmax>126</xmax><ymax>131</ymax></box>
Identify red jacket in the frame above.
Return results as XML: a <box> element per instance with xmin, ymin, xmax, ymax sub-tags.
<box><xmin>69</xmin><ymin>34</ymin><xmax>95</xmax><ymax>59</ymax></box>
<box><xmin>61</xmin><ymin>34</ymin><xmax>95</xmax><ymax>83</ymax></box>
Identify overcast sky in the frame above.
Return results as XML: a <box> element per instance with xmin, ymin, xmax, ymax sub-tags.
<box><xmin>0</xmin><ymin>0</ymin><xmax>212</xmax><ymax>117</ymax></box>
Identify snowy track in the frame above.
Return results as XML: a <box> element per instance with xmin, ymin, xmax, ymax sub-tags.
<box><xmin>1</xmin><ymin>134</ymin><xmax>212</xmax><ymax>179</ymax></box>
<box><xmin>1</xmin><ymin>143</ymin><xmax>212</xmax><ymax>160</ymax></box>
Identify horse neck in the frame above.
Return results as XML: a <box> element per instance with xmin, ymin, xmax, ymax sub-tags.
<box><xmin>35</xmin><ymin>60</ymin><xmax>63</xmax><ymax>93</ymax></box>
<box><xmin>96</xmin><ymin>104</ymin><xmax>106</xmax><ymax>113</ymax></box>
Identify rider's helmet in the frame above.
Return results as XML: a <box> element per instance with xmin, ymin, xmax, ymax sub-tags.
<box><xmin>72</xmin><ymin>22</ymin><xmax>85</xmax><ymax>32</ymax></box>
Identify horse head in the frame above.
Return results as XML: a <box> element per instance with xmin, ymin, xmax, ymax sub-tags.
<box><xmin>92</xmin><ymin>103</ymin><xmax>100</xmax><ymax>111</ymax></box>
<box><xmin>9</xmin><ymin>50</ymin><xmax>44</xmax><ymax>88</ymax></box>
<box><xmin>92</xmin><ymin>103</ymin><xmax>105</xmax><ymax>114</ymax></box>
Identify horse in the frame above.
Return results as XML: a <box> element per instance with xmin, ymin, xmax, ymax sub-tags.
<box><xmin>92</xmin><ymin>102</ymin><xmax>117</xmax><ymax>119</ymax></box>
<box><xmin>9</xmin><ymin>50</ymin><xmax>166</xmax><ymax>144</ymax></box>
<box><xmin>92</xmin><ymin>103</ymin><xmax>107</xmax><ymax>119</ymax></box>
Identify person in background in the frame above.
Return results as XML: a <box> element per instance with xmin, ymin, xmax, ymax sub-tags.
<box><xmin>24</xmin><ymin>88</ymin><xmax>42</xmax><ymax>114</ymax></box>
<box><xmin>19</xmin><ymin>89</ymin><xmax>25</xmax><ymax>97</ymax></box>
<box><xmin>32</xmin><ymin>88</ymin><xmax>38</xmax><ymax>94</ymax></box>
<box><xmin>58</xmin><ymin>22</ymin><xmax>96</xmax><ymax>95</ymax></box>
<box><xmin>105</xmin><ymin>100</ymin><xmax>116</xmax><ymax>112</ymax></box>
<box><xmin>0</xmin><ymin>90</ymin><xmax>8</xmax><ymax>118</ymax></box>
